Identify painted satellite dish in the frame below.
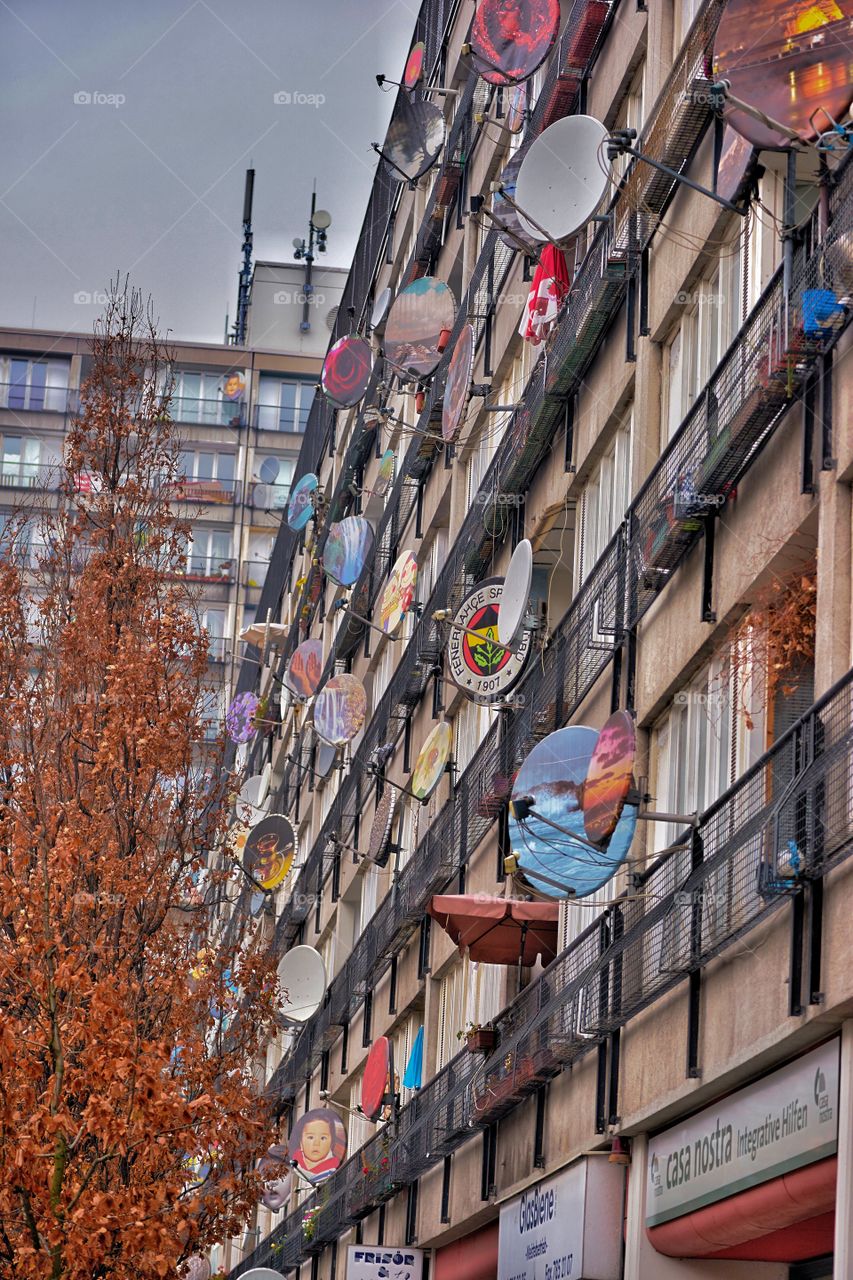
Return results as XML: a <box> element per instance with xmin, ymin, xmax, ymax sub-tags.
<box><xmin>582</xmin><ymin>710</ymin><xmax>636</xmax><ymax>846</ymax></box>
<box><xmin>313</xmin><ymin>673</ymin><xmax>367</xmax><ymax>745</ymax></box>
<box><xmin>321</xmin><ymin>334</ymin><xmax>372</xmax><ymax>408</ymax></box>
<box><xmin>323</xmin><ymin>515</ymin><xmax>375</xmax><ymax>587</ymax></box>
<box><xmin>384</xmin><ymin>96</ymin><xmax>447</xmax><ymax>180</ymax></box>
<box><xmin>258</xmin><ymin>1143</ymin><xmax>292</xmax><ymax>1212</ymax></box>
<box><xmin>509</xmin><ymin>726</ymin><xmax>637</xmax><ymax>898</ymax></box>
<box><xmin>411</xmin><ymin>721</ymin><xmax>452</xmax><ymax>800</ymax></box>
<box><xmin>492</xmin><ymin>151</ymin><xmax>537</xmax><ymax>252</ymax></box>
<box><xmin>385</xmin><ymin>277</ymin><xmax>457</xmax><ymax>378</ymax></box>
<box><xmin>289</xmin><ymin>1107</ymin><xmax>347</xmax><ymax>1184</ymax></box>
<box><xmin>380</xmin><ymin>550</ymin><xmax>418</xmax><ymax>635</ymax></box>
<box><xmin>447</xmin><ymin>578</ymin><xmax>531</xmax><ymax>704</ymax></box>
<box><xmin>286</xmin><ymin>639</ymin><xmax>324</xmax><ymax>699</ymax></box>
<box><xmin>713</xmin><ymin>0</ymin><xmax>853</xmax><ymax>149</ymax></box>
<box><xmin>367</xmin><ymin>784</ymin><xmax>397</xmax><ymax>866</ymax></box>
<box><xmin>404</xmin><ymin>40</ymin><xmax>425</xmax><ymax>88</ymax></box>
<box><xmin>243</xmin><ymin>813</ymin><xmax>297</xmax><ymax>890</ymax></box>
<box><xmin>361</xmin><ymin>1036</ymin><xmax>392</xmax><ymax>1120</ymax></box>
<box><xmin>442</xmin><ymin>322</ymin><xmax>475</xmax><ymax>443</ymax></box>
<box><xmin>374</xmin><ymin>448</ymin><xmax>396</xmax><ymax>496</ymax></box>
<box><xmin>287</xmin><ymin>473</ymin><xmax>319</xmax><ymax>532</ymax></box>
<box><xmin>469</xmin><ymin>0</ymin><xmax>560</xmax><ymax>84</ymax></box>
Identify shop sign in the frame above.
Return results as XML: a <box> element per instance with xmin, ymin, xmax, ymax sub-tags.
<box><xmin>498</xmin><ymin>1158</ymin><xmax>623</xmax><ymax>1280</ymax></box>
<box><xmin>347</xmin><ymin>1248</ymin><xmax>424</xmax><ymax>1280</ymax></box>
<box><xmin>646</xmin><ymin>1039</ymin><xmax>840</xmax><ymax>1227</ymax></box>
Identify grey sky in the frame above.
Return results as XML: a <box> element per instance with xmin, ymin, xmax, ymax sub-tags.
<box><xmin>1</xmin><ymin>0</ymin><xmax>416</xmax><ymax>343</ymax></box>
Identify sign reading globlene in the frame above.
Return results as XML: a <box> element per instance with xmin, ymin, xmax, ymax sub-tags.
<box><xmin>498</xmin><ymin>1158</ymin><xmax>623</xmax><ymax>1280</ymax></box>
<box><xmin>346</xmin><ymin>1247</ymin><xmax>423</xmax><ymax>1280</ymax></box>
<box><xmin>646</xmin><ymin>1039</ymin><xmax>840</xmax><ymax>1227</ymax></box>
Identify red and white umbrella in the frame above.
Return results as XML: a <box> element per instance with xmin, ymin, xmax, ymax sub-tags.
<box><xmin>518</xmin><ymin>243</ymin><xmax>570</xmax><ymax>346</ymax></box>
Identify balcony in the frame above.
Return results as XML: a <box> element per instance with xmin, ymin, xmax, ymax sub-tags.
<box><xmin>245</xmin><ymin>481</ymin><xmax>290</xmax><ymax>512</ymax></box>
<box><xmin>252</xmin><ymin>403</ymin><xmax>310</xmax><ymax>433</ymax></box>
<box><xmin>170</xmin><ymin>396</ymin><xmax>245</xmax><ymax>429</ymax></box>
<box><xmin>168</xmin><ymin>555</ymin><xmax>236</xmax><ymax>585</ymax></box>
<box><xmin>0</xmin><ymin>460</ymin><xmax>60</xmax><ymax>493</ymax></box>
<box><xmin>232</xmin><ymin>667</ymin><xmax>853</xmax><ymax>1279</ymax></box>
<box><xmin>165</xmin><ymin>476</ymin><xmax>240</xmax><ymax>506</ymax></box>
<box><xmin>242</xmin><ymin>560</ymin><xmax>269</xmax><ymax>593</ymax></box>
<box><xmin>0</xmin><ymin>381</ymin><xmax>73</xmax><ymax>414</ymax></box>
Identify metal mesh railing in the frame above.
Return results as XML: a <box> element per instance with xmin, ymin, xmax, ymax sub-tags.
<box><xmin>232</xmin><ymin>666</ymin><xmax>853</xmax><ymax>1277</ymax></box>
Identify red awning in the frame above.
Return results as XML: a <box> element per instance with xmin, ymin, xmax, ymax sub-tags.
<box><xmin>428</xmin><ymin>894</ymin><xmax>559</xmax><ymax>965</ymax></box>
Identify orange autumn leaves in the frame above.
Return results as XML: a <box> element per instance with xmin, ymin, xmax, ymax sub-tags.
<box><xmin>0</xmin><ymin>287</ymin><xmax>279</xmax><ymax>1279</ymax></box>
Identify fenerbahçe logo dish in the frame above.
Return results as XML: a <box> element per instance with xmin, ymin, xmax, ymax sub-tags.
<box><xmin>448</xmin><ymin>577</ymin><xmax>531</xmax><ymax>704</ymax></box>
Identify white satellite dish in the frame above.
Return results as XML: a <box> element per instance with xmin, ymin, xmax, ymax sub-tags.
<box><xmin>315</xmin><ymin>739</ymin><xmax>337</xmax><ymax>779</ymax></box>
<box><xmin>242</xmin><ymin>1270</ymin><xmax>288</xmax><ymax>1280</ymax></box>
<box><xmin>239</xmin><ymin>765</ymin><xmax>271</xmax><ymax>811</ymax></box>
<box><xmin>498</xmin><ymin>538</ymin><xmax>533</xmax><ymax>649</ymax></box>
<box><xmin>278</xmin><ymin>946</ymin><xmax>327</xmax><ymax>1024</ymax></box>
<box><xmin>371</xmin><ymin>286</ymin><xmax>392</xmax><ymax>330</ymax></box>
<box><xmin>515</xmin><ymin>115</ymin><xmax>610</xmax><ymax>243</ymax></box>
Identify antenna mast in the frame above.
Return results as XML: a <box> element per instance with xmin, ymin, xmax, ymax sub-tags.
<box><xmin>232</xmin><ymin>168</ymin><xmax>255</xmax><ymax>345</ymax></box>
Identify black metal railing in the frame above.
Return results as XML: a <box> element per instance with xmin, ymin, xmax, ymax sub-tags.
<box><xmin>231</xmin><ymin>665</ymin><xmax>853</xmax><ymax>1276</ymax></box>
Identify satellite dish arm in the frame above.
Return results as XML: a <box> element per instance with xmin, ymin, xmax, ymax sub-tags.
<box><xmin>607</xmin><ymin>129</ymin><xmax>748</xmax><ymax>216</ymax></box>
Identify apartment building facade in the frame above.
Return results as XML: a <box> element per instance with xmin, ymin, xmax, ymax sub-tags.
<box><xmin>0</xmin><ymin>305</ymin><xmax>330</xmax><ymax>722</ymax></box>
<box><xmin>218</xmin><ymin>1</ymin><xmax>853</xmax><ymax>1278</ymax></box>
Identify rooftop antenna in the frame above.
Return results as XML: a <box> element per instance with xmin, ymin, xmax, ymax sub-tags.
<box><xmin>232</xmin><ymin>167</ymin><xmax>255</xmax><ymax>346</ymax></box>
<box><xmin>292</xmin><ymin>184</ymin><xmax>332</xmax><ymax>334</ymax></box>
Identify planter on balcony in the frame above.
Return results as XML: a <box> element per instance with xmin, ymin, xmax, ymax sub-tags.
<box><xmin>466</xmin><ymin>1026</ymin><xmax>496</xmax><ymax>1054</ymax></box>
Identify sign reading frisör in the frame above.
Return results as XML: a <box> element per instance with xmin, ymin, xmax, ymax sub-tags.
<box><xmin>498</xmin><ymin>1158</ymin><xmax>623</xmax><ymax>1280</ymax></box>
<box><xmin>646</xmin><ymin>1039</ymin><xmax>839</xmax><ymax>1227</ymax></box>
<box><xmin>346</xmin><ymin>1247</ymin><xmax>424</xmax><ymax>1280</ymax></box>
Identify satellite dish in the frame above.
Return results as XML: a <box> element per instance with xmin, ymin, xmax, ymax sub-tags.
<box><xmin>323</xmin><ymin>515</ymin><xmax>375</xmax><ymax>587</ymax></box>
<box><xmin>181</xmin><ymin>1258</ymin><xmax>211</xmax><ymax>1280</ymax></box>
<box><xmin>287</xmin><ymin>472</ymin><xmax>319</xmax><ymax>531</ymax></box>
<box><xmin>285</xmin><ymin>638</ymin><xmax>324</xmax><ymax>700</ymax></box>
<box><xmin>582</xmin><ymin>710</ymin><xmax>636</xmax><ymax>846</ymax></box>
<box><xmin>243</xmin><ymin>813</ymin><xmax>297</xmax><ymax>890</ymax></box>
<box><xmin>321</xmin><ymin>333</ymin><xmax>373</xmax><ymax>408</ymax></box>
<box><xmin>442</xmin><ymin>322</ymin><xmax>475</xmax><ymax>443</ymax></box>
<box><xmin>367</xmin><ymin>785</ymin><xmax>397</xmax><ymax>866</ymax></box>
<box><xmin>278</xmin><ymin>945</ymin><xmax>327</xmax><ymax>1023</ymax></box>
<box><xmin>313</xmin><ymin>673</ymin><xmax>367</xmax><ymax>745</ymax></box>
<box><xmin>326</xmin><ymin>305</ymin><xmax>340</xmax><ymax>331</ymax></box>
<box><xmin>371</xmin><ymin>286</ymin><xmax>393</xmax><ymax>331</ymax></box>
<box><xmin>403</xmin><ymin>40</ymin><xmax>425</xmax><ymax>89</ymax></box>
<box><xmin>258</xmin><ymin>1143</ymin><xmax>293</xmax><ymax>1212</ymax></box>
<box><xmin>410</xmin><ymin>721</ymin><xmax>452</xmax><ymax>801</ymax></box>
<box><xmin>385</xmin><ymin>277</ymin><xmax>457</xmax><ymax>378</ymax></box>
<box><xmin>239</xmin><ymin>766</ymin><xmax>271</xmax><ymax>813</ymax></box>
<box><xmin>312</xmin><ymin>208</ymin><xmax>332</xmax><ymax>230</ymax></box>
<box><xmin>492</xmin><ymin>151</ymin><xmax>538</xmax><ymax>252</ymax></box>
<box><xmin>447</xmin><ymin>578</ymin><xmax>531</xmax><ymax>704</ymax></box>
<box><xmin>372</xmin><ymin>448</ymin><xmax>396</xmax><ymax>497</ymax></box>
<box><xmin>498</xmin><ymin>539</ymin><xmax>533</xmax><ymax>649</ymax></box>
<box><xmin>242</xmin><ymin>1270</ymin><xmax>287</xmax><ymax>1280</ymax></box>
<box><xmin>380</xmin><ymin>550</ymin><xmax>418</xmax><ymax>635</ymax></box>
<box><xmin>469</xmin><ymin>0</ymin><xmax>560</xmax><ymax>85</ymax></box>
<box><xmin>506</xmin><ymin>81</ymin><xmax>527</xmax><ymax>134</ymax></box>
<box><xmin>384</xmin><ymin>96</ymin><xmax>446</xmax><ymax>180</ymax></box>
<box><xmin>361</xmin><ymin>1036</ymin><xmax>392</xmax><ymax>1120</ymax></box>
<box><xmin>508</xmin><ymin>726</ymin><xmax>638</xmax><ymax>898</ymax></box>
<box><xmin>515</xmin><ymin>115</ymin><xmax>610</xmax><ymax>242</ymax></box>
<box><xmin>714</xmin><ymin>0</ymin><xmax>853</xmax><ymax>149</ymax></box>
<box><xmin>252</xmin><ymin>483</ymin><xmax>275</xmax><ymax>511</ymax></box>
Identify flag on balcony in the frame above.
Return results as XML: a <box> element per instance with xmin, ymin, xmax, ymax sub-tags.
<box><xmin>518</xmin><ymin>243</ymin><xmax>570</xmax><ymax>346</ymax></box>
<box><xmin>403</xmin><ymin>1025</ymin><xmax>424</xmax><ymax>1090</ymax></box>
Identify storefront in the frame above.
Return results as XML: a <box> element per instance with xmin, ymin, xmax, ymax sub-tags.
<box><xmin>645</xmin><ymin>1040</ymin><xmax>840</xmax><ymax>1272</ymax></box>
<box><xmin>497</xmin><ymin>1158</ymin><xmax>625</xmax><ymax>1280</ymax></box>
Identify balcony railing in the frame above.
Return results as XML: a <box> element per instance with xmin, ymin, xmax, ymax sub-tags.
<box><xmin>0</xmin><ymin>381</ymin><xmax>73</xmax><ymax>414</ymax></box>
<box><xmin>262</xmin><ymin>73</ymin><xmax>853</xmax><ymax>1105</ymax></box>
<box><xmin>171</xmin><ymin>396</ymin><xmax>245</xmax><ymax>428</ymax></box>
<box><xmin>165</xmin><ymin>476</ymin><xmax>240</xmax><ymax>506</ymax></box>
<box><xmin>0</xmin><ymin>461</ymin><xmax>59</xmax><ymax>491</ymax></box>
<box><xmin>242</xmin><ymin>560</ymin><xmax>269</xmax><ymax>590</ymax></box>
<box><xmin>253</xmin><ymin>404</ymin><xmax>311</xmax><ymax>433</ymax></box>
<box><xmin>245</xmin><ymin>481</ymin><xmax>291</xmax><ymax>511</ymax></box>
<box><xmin>168</xmin><ymin>556</ymin><xmax>236</xmax><ymax>584</ymax></box>
<box><xmin>230</xmin><ymin>665</ymin><xmax>853</xmax><ymax>1278</ymax></box>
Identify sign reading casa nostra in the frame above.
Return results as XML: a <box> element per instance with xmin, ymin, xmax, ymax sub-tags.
<box><xmin>448</xmin><ymin>577</ymin><xmax>531</xmax><ymax>704</ymax></box>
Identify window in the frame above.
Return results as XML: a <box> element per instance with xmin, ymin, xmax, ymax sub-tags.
<box><xmin>200</xmin><ymin>607</ymin><xmax>228</xmax><ymax>660</ymax></box>
<box><xmin>573</xmin><ymin>411</ymin><xmax>633</xmax><ymax>586</ymax></box>
<box><xmin>171</xmin><ymin>370</ymin><xmax>243</xmax><ymax>425</ymax></box>
<box><xmin>177</xmin><ymin>451</ymin><xmax>237</xmax><ymax>502</ymax></box>
<box><xmin>357</xmin><ymin>866</ymin><xmax>380</xmax><ymax>937</ymax></box>
<box><xmin>257</xmin><ymin>377</ymin><xmax>315</xmax><ymax>432</ymax></box>
<box><xmin>1</xmin><ymin>436</ymin><xmax>40</xmax><ymax>488</ymax></box>
<box><xmin>454</xmin><ymin>699</ymin><xmax>497</xmax><ymax>775</ymax></box>
<box><xmin>612</xmin><ymin>61</ymin><xmax>646</xmax><ymax>182</ymax></box>
<box><xmin>672</xmin><ymin>0</ymin><xmax>703</xmax><ymax>55</ymax></box>
<box><xmin>187</xmin><ymin>529</ymin><xmax>233</xmax><ymax>579</ymax></box>
<box><xmin>436</xmin><ymin>957</ymin><xmax>506</xmax><ymax>1071</ymax></box>
<box><xmin>3</xmin><ymin>358</ymin><xmax>69</xmax><ymax>412</ymax></box>
<box><xmin>252</xmin><ymin>454</ymin><xmax>295</xmax><ymax>509</ymax></box>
